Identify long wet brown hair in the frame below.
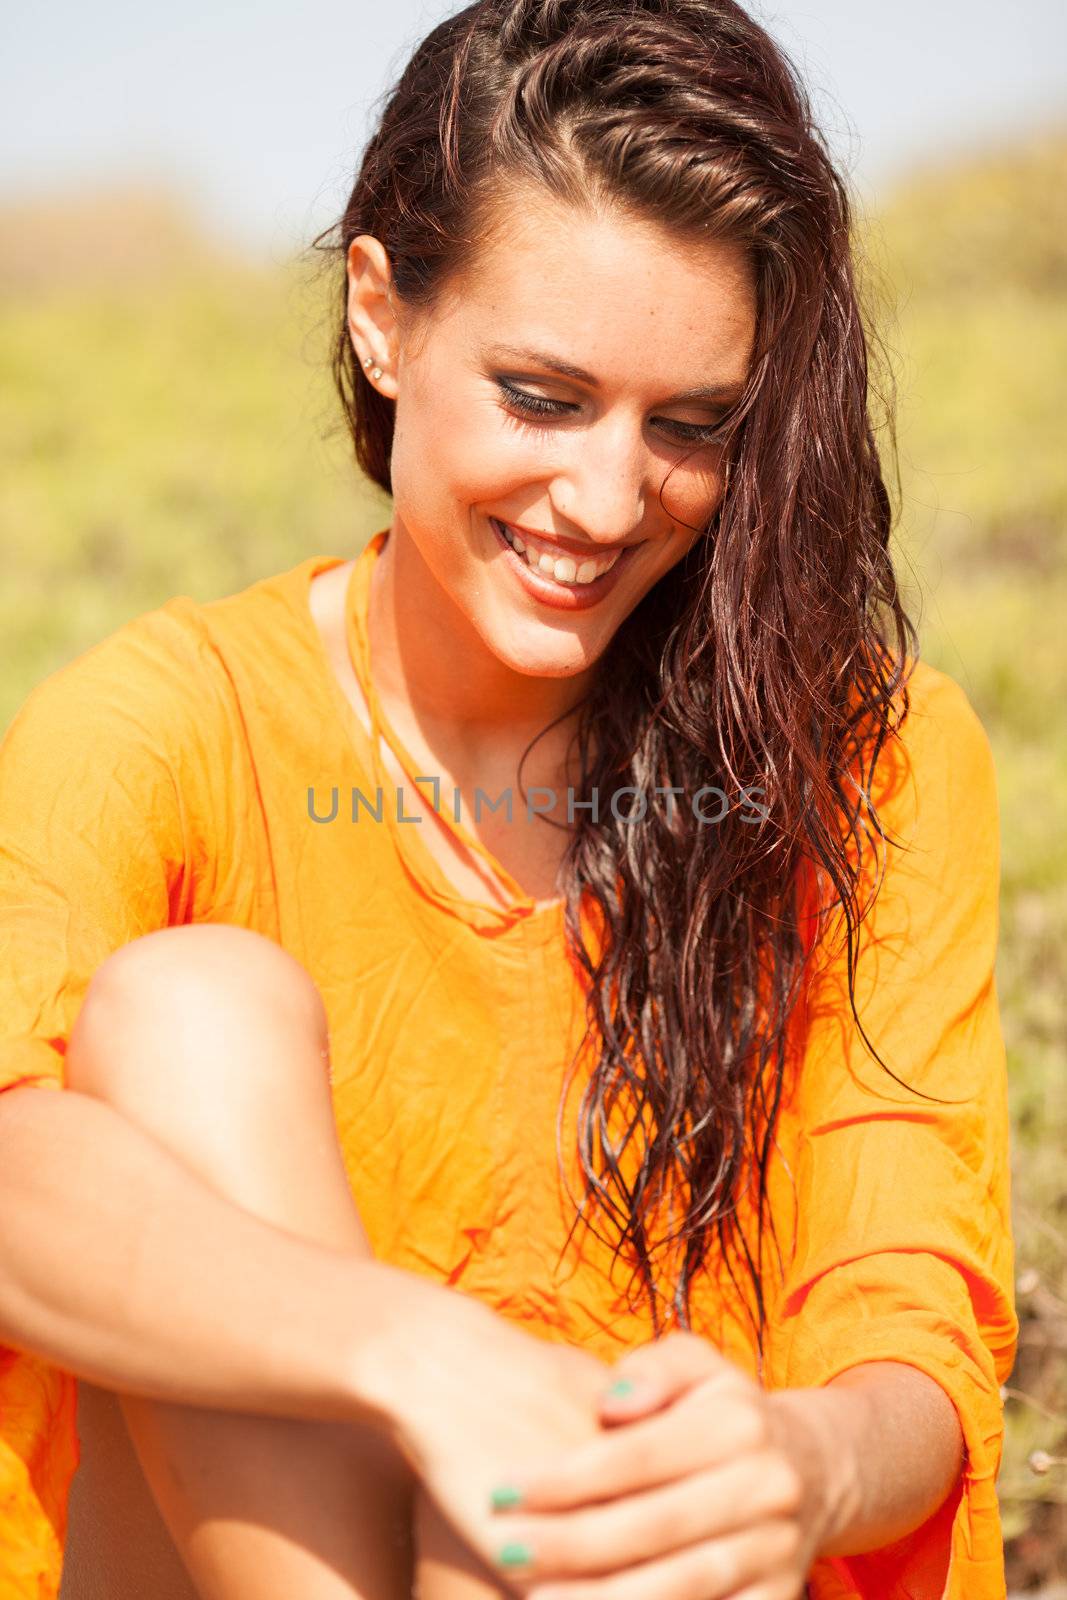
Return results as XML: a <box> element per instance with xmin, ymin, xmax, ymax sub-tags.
<box><xmin>309</xmin><ymin>0</ymin><xmax>924</xmax><ymax>1366</ymax></box>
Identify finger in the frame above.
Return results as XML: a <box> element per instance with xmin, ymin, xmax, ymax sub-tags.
<box><xmin>516</xmin><ymin>1516</ymin><xmax>804</xmax><ymax>1600</ymax></box>
<box><xmin>597</xmin><ymin>1332</ymin><xmax>739</xmax><ymax>1420</ymax></box>
<box><xmin>489</xmin><ymin>1451</ymin><xmax>804</xmax><ymax>1583</ymax></box>
<box><xmin>496</xmin><ymin>1377</ymin><xmax>777</xmax><ymax>1511</ymax></box>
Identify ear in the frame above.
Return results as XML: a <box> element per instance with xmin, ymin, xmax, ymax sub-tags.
<box><xmin>345</xmin><ymin>234</ymin><xmax>400</xmax><ymax>401</ymax></box>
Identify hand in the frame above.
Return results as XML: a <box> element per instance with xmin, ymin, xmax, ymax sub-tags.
<box><xmin>481</xmin><ymin>1330</ymin><xmax>824</xmax><ymax>1600</ymax></box>
<box><xmin>363</xmin><ymin>1277</ymin><xmax>616</xmax><ymax>1580</ymax></box>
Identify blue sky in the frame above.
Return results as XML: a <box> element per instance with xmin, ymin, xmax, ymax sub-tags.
<box><xmin>3</xmin><ymin>0</ymin><xmax>1064</xmax><ymax>257</ymax></box>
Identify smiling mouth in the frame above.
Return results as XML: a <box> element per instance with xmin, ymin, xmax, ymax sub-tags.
<box><xmin>491</xmin><ymin>518</ymin><xmax>628</xmax><ymax>587</ymax></box>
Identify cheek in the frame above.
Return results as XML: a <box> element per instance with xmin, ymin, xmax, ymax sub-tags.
<box><xmin>389</xmin><ymin>405</ymin><xmax>474</xmax><ymax>555</ymax></box>
<box><xmin>394</xmin><ymin>386</ymin><xmax>537</xmax><ymax>515</ymax></box>
<box><xmin>659</xmin><ymin>452</ymin><xmax>728</xmax><ymax>538</ymax></box>
<box><xmin>446</xmin><ymin>410</ymin><xmax>557</xmax><ymax>506</ymax></box>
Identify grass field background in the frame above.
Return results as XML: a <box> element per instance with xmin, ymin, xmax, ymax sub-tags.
<box><xmin>2</xmin><ymin>127</ymin><xmax>1064</xmax><ymax>1590</ymax></box>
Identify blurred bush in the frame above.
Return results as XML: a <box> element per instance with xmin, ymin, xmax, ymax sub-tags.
<box><xmin>1</xmin><ymin>129</ymin><xmax>1064</xmax><ymax>1589</ymax></box>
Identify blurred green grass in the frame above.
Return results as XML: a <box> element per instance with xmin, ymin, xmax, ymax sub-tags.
<box><xmin>2</xmin><ymin>133</ymin><xmax>1065</xmax><ymax>1587</ymax></box>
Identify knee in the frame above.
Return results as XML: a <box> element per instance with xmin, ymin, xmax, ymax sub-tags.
<box><xmin>86</xmin><ymin>924</ymin><xmax>326</xmax><ymax>1026</ymax></box>
<box><xmin>68</xmin><ymin>925</ymin><xmax>328</xmax><ymax>1097</ymax></box>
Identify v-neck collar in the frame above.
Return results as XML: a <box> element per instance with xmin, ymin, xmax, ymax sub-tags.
<box><xmin>340</xmin><ymin>529</ymin><xmax>567</xmax><ymax>936</ymax></box>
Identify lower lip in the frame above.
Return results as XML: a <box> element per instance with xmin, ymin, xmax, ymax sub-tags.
<box><xmin>489</xmin><ymin>518</ymin><xmax>637</xmax><ymax>611</ymax></box>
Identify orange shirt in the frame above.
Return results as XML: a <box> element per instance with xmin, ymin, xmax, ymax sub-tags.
<box><xmin>0</xmin><ymin>528</ymin><xmax>1018</xmax><ymax>1599</ymax></box>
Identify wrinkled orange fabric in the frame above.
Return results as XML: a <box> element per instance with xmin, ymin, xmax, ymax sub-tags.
<box><xmin>0</xmin><ymin>527</ymin><xmax>1018</xmax><ymax>1599</ymax></box>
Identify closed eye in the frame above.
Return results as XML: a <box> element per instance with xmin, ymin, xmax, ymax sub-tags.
<box><xmin>494</xmin><ymin>378</ymin><xmax>727</xmax><ymax>444</ymax></box>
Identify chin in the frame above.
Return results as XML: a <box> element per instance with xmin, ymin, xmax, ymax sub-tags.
<box><xmin>488</xmin><ymin>633</ymin><xmax>600</xmax><ymax>680</ymax></box>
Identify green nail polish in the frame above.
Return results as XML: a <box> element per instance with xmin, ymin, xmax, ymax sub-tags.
<box><xmin>490</xmin><ymin>1484</ymin><xmax>524</xmax><ymax>1510</ymax></box>
<box><xmin>496</xmin><ymin>1540</ymin><xmax>534</xmax><ymax>1568</ymax></box>
<box><xmin>607</xmin><ymin>1377</ymin><xmax>635</xmax><ymax>1397</ymax></box>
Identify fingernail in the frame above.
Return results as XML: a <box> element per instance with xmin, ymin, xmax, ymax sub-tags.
<box><xmin>496</xmin><ymin>1540</ymin><xmax>534</xmax><ymax>1568</ymax></box>
<box><xmin>490</xmin><ymin>1484</ymin><xmax>525</xmax><ymax>1510</ymax></box>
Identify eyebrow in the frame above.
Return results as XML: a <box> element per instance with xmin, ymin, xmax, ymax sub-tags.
<box><xmin>485</xmin><ymin>343</ymin><xmax>745</xmax><ymax>405</ymax></box>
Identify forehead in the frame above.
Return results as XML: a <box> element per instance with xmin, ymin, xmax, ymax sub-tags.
<box><xmin>443</xmin><ymin>188</ymin><xmax>757</xmax><ymax>378</ymax></box>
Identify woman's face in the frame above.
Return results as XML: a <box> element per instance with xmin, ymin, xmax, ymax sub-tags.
<box><xmin>347</xmin><ymin>187</ymin><xmax>756</xmax><ymax>682</ymax></box>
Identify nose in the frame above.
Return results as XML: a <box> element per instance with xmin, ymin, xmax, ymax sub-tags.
<box><xmin>549</xmin><ymin>413</ymin><xmax>648</xmax><ymax>546</ymax></box>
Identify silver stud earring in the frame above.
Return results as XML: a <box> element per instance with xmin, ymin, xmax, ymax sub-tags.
<box><xmin>362</xmin><ymin>356</ymin><xmax>373</xmax><ymax>369</ymax></box>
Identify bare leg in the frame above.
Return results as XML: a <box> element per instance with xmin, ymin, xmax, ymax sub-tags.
<box><xmin>63</xmin><ymin>924</ymin><xmax>417</xmax><ymax>1600</ymax></box>
<box><xmin>412</xmin><ymin>1496</ymin><xmax>512</xmax><ymax>1600</ymax></box>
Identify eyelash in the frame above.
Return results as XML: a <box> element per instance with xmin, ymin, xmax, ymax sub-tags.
<box><xmin>494</xmin><ymin>378</ymin><xmax>727</xmax><ymax>444</ymax></box>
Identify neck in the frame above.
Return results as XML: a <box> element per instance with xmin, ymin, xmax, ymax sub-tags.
<box><xmin>367</xmin><ymin>524</ymin><xmax>599</xmax><ymax>784</ymax></box>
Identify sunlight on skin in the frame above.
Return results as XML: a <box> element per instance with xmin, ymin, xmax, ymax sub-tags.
<box><xmin>344</xmin><ymin>184</ymin><xmax>756</xmax><ymax>793</ymax></box>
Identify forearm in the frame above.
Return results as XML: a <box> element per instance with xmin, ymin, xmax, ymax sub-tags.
<box><xmin>767</xmin><ymin>1359</ymin><xmax>966</xmax><ymax>1560</ymax></box>
<box><xmin>0</xmin><ymin>1084</ymin><xmax>421</xmax><ymax>1433</ymax></box>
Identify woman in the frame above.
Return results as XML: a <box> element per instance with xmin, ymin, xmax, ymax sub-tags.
<box><xmin>0</xmin><ymin>1</ymin><xmax>1018</xmax><ymax>1597</ymax></box>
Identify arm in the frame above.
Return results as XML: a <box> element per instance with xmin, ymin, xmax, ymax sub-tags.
<box><xmin>0</xmin><ymin>615</ymin><xmax>426</xmax><ymax>1441</ymax></box>
<box><xmin>0</xmin><ymin>607</ymin><xmax>625</xmax><ymax>1590</ymax></box>
<box><xmin>0</xmin><ymin>1080</ymin><xmax>428</xmax><ymax>1432</ymax></box>
<box><xmin>764</xmin><ymin>670</ymin><xmax>1019</xmax><ymax>1593</ymax></box>
<box><xmin>768</xmin><ymin>1359</ymin><xmax>965</xmax><ymax>1561</ymax></box>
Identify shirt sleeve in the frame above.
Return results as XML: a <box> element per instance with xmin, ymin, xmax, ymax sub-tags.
<box><xmin>0</xmin><ymin>602</ymin><xmax>216</xmax><ymax>1597</ymax></box>
<box><xmin>0</xmin><ymin>603</ymin><xmax>225</xmax><ymax>1095</ymax></box>
<box><xmin>764</xmin><ymin>668</ymin><xmax>1019</xmax><ymax>1600</ymax></box>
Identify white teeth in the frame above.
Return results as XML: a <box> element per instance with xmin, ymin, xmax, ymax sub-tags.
<box><xmin>496</xmin><ymin>519</ymin><xmax>622</xmax><ymax>586</ymax></box>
